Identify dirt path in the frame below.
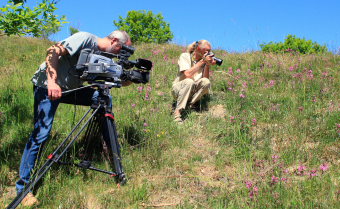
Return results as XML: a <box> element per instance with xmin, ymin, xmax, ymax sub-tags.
<box><xmin>143</xmin><ymin>105</ymin><xmax>230</xmax><ymax>207</ymax></box>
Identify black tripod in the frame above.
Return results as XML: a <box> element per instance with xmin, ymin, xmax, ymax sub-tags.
<box><xmin>7</xmin><ymin>82</ymin><xmax>126</xmax><ymax>209</ymax></box>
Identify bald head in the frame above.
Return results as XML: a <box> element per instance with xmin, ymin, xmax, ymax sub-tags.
<box><xmin>107</xmin><ymin>30</ymin><xmax>130</xmax><ymax>45</ymax></box>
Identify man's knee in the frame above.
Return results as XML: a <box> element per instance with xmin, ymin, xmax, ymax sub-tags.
<box><xmin>173</xmin><ymin>78</ymin><xmax>195</xmax><ymax>97</ymax></box>
<box><xmin>171</xmin><ymin>89</ymin><xmax>177</xmax><ymax>99</ymax></box>
<box><xmin>201</xmin><ymin>78</ymin><xmax>211</xmax><ymax>89</ymax></box>
<box><xmin>182</xmin><ymin>78</ymin><xmax>195</xmax><ymax>87</ymax></box>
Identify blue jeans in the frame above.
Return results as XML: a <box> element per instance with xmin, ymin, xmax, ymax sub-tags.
<box><xmin>16</xmin><ymin>86</ymin><xmax>112</xmax><ymax>194</ymax></box>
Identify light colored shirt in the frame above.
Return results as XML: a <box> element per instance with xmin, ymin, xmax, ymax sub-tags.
<box><xmin>31</xmin><ymin>32</ymin><xmax>99</xmax><ymax>90</ymax></box>
<box><xmin>172</xmin><ymin>52</ymin><xmax>205</xmax><ymax>85</ymax></box>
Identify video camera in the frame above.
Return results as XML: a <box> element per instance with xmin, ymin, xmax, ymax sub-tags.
<box><xmin>76</xmin><ymin>45</ymin><xmax>152</xmax><ymax>86</ymax></box>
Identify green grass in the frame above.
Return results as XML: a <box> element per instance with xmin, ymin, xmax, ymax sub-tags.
<box><xmin>0</xmin><ymin>36</ymin><xmax>340</xmax><ymax>208</ymax></box>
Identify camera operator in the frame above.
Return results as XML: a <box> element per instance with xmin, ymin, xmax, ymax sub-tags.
<box><xmin>16</xmin><ymin>30</ymin><xmax>131</xmax><ymax>206</ymax></box>
<box><xmin>172</xmin><ymin>40</ymin><xmax>216</xmax><ymax>123</ymax></box>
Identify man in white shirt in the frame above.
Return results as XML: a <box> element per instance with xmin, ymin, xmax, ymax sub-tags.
<box><xmin>172</xmin><ymin>40</ymin><xmax>216</xmax><ymax>122</ymax></box>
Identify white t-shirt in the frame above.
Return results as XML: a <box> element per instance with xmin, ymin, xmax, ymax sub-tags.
<box><xmin>172</xmin><ymin>52</ymin><xmax>205</xmax><ymax>85</ymax></box>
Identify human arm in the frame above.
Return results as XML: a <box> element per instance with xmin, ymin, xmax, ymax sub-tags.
<box><xmin>177</xmin><ymin>53</ymin><xmax>204</xmax><ymax>80</ymax></box>
<box><xmin>201</xmin><ymin>53</ymin><xmax>216</xmax><ymax>79</ymax></box>
<box><xmin>181</xmin><ymin>59</ymin><xmax>206</xmax><ymax>79</ymax></box>
<box><xmin>46</xmin><ymin>43</ymin><xmax>69</xmax><ymax>100</ymax></box>
<box><xmin>179</xmin><ymin>52</ymin><xmax>215</xmax><ymax>80</ymax></box>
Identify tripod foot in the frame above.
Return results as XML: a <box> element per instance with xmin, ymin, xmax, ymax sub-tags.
<box><xmin>117</xmin><ymin>173</ymin><xmax>127</xmax><ymax>185</ymax></box>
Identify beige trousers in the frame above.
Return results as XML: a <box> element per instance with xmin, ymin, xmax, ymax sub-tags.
<box><xmin>172</xmin><ymin>78</ymin><xmax>211</xmax><ymax>111</ymax></box>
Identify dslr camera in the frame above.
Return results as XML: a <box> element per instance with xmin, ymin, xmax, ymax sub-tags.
<box><xmin>206</xmin><ymin>52</ymin><xmax>223</xmax><ymax>66</ymax></box>
<box><xmin>75</xmin><ymin>45</ymin><xmax>152</xmax><ymax>87</ymax></box>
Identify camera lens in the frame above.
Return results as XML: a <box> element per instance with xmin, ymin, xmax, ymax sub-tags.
<box><xmin>121</xmin><ymin>45</ymin><xmax>135</xmax><ymax>55</ymax></box>
<box><xmin>213</xmin><ymin>57</ymin><xmax>223</xmax><ymax>66</ymax></box>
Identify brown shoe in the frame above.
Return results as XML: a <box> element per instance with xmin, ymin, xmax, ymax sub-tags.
<box><xmin>21</xmin><ymin>192</ymin><xmax>39</xmax><ymax>207</ymax></box>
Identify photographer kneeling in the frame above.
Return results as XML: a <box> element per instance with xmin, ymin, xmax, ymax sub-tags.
<box><xmin>172</xmin><ymin>40</ymin><xmax>217</xmax><ymax>123</ymax></box>
<box><xmin>16</xmin><ymin>30</ymin><xmax>131</xmax><ymax>206</ymax></box>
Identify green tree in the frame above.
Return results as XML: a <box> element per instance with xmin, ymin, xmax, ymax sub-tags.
<box><xmin>12</xmin><ymin>0</ymin><xmax>26</xmax><ymax>4</ymax></box>
<box><xmin>260</xmin><ymin>34</ymin><xmax>328</xmax><ymax>54</ymax></box>
<box><xmin>114</xmin><ymin>10</ymin><xmax>174</xmax><ymax>44</ymax></box>
<box><xmin>69</xmin><ymin>26</ymin><xmax>79</xmax><ymax>36</ymax></box>
<box><xmin>0</xmin><ymin>0</ymin><xmax>67</xmax><ymax>38</ymax></box>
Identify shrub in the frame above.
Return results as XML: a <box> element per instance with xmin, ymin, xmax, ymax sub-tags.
<box><xmin>260</xmin><ymin>34</ymin><xmax>328</xmax><ymax>54</ymax></box>
<box><xmin>69</xmin><ymin>26</ymin><xmax>79</xmax><ymax>36</ymax></box>
<box><xmin>0</xmin><ymin>0</ymin><xmax>67</xmax><ymax>38</ymax></box>
<box><xmin>113</xmin><ymin>10</ymin><xmax>174</xmax><ymax>44</ymax></box>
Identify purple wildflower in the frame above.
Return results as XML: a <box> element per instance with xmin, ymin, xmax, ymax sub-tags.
<box><xmin>298</xmin><ymin>165</ymin><xmax>306</xmax><ymax>172</ymax></box>
<box><xmin>297</xmin><ymin>165</ymin><xmax>306</xmax><ymax>175</ymax></box>
<box><xmin>137</xmin><ymin>86</ymin><xmax>143</xmax><ymax>92</ymax></box>
<box><xmin>145</xmin><ymin>93</ymin><xmax>150</xmax><ymax>100</ymax></box>
<box><xmin>228</xmin><ymin>67</ymin><xmax>233</xmax><ymax>74</ymax></box>
<box><xmin>271</xmin><ymin>176</ymin><xmax>279</xmax><ymax>184</ymax></box>
<box><xmin>252</xmin><ymin>118</ymin><xmax>257</xmax><ymax>126</ymax></box>
<box><xmin>272</xmin><ymin>155</ymin><xmax>279</xmax><ymax>163</ymax></box>
<box><xmin>152</xmin><ymin>49</ymin><xmax>161</xmax><ymax>55</ymax></box>
<box><xmin>310</xmin><ymin>170</ymin><xmax>318</xmax><ymax>177</ymax></box>
<box><xmin>245</xmin><ymin>181</ymin><xmax>252</xmax><ymax>189</ymax></box>
<box><xmin>307</xmin><ymin>70</ymin><xmax>314</xmax><ymax>79</ymax></box>
<box><xmin>281</xmin><ymin>177</ymin><xmax>288</xmax><ymax>182</ymax></box>
<box><xmin>319</xmin><ymin>163</ymin><xmax>329</xmax><ymax>172</ymax></box>
<box><xmin>312</xmin><ymin>96</ymin><xmax>317</xmax><ymax>103</ymax></box>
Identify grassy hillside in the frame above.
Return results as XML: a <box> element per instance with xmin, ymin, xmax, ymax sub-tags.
<box><xmin>0</xmin><ymin>36</ymin><xmax>340</xmax><ymax>208</ymax></box>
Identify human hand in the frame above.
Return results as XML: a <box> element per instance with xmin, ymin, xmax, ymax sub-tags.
<box><xmin>203</xmin><ymin>52</ymin><xmax>216</xmax><ymax>66</ymax></box>
<box><xmin>47</xmin><ymin>82</ymin><xmax>62</xmax><ymax>100</ymax></box>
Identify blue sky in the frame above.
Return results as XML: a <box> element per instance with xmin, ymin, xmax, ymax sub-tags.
<box><xmin>22</xmin><ymin>0</ymin><xmax>340</xmax><ymax>52</ymax></box>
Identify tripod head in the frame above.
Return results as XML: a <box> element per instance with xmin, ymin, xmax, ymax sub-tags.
<box><xmin>61</xmin><ymin>81</ymin><xmax>118</xmax><ymax>113</ymax></box>
<box><xmin>90</xmin><ymin>82</ymin><xmax>114</xmax><ymax>110</ymax></box>
<box><xmin>62</xmin><ymin>81</ymin><xmax>119</xmax><ymax>96</ymax></box>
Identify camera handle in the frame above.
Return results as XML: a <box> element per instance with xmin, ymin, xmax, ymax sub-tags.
<box><xmin>7</xmin><ymin>84</ymin><xmax>126</xmax><ymax>209</ymax></box>
<box><xmin>62</xmin><ymin>81</ymin><xmax>121</xmax><ymax>96</ymax></box>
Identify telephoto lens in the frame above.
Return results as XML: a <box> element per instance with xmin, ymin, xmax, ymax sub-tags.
<box><xmin>207</xmin><ymin>52</ymin><xmax>223</xmax><ymax>66</ymax></box>
<box><xmin>213</xmin><ymin>57</ymin><xmax>223</xmax><ymax>66</ymax></box>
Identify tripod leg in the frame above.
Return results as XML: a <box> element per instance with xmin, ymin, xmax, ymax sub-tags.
<box><xmin>6</xmin><ymin>107</ymin><xmax>99</xmax><ymax>209</ymax></box>
<box><xmin>81</xmin><ymin>115</ymin><xmax>101</xmax><ymax>161</ymax></box>
<box><xmin>102</xmin><ymin>113</ymin><xmax>127</xmax><ymax>185</ymax></box>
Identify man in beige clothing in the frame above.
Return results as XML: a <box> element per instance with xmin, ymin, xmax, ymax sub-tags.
<box><xmin>172</xmin><ymin>40</ymin><xmax>216</xmax><ymax>122</ymax></box>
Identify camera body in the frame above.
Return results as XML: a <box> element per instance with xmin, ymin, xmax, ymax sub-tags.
<box><xmin>207</xmin><ymin>52</ymin><xmax>223</xmax><ymax>66</ymax></box>
<box><xmin>76</xmin><ymin>46</ymin><xmax>152</xmax><ymax>86</ymax></box>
